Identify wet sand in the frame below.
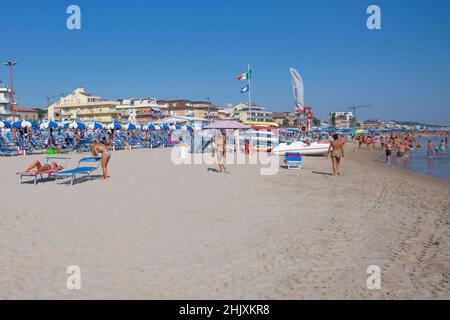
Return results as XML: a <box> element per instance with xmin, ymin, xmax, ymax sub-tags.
<box><xmin>0</xmin><ymin>146</ymin><xmax>449</xmax><ymax>299</ymax></box>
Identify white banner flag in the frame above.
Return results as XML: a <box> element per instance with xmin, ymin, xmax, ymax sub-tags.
<box><xmin>290</xmin><ymin>67</ymin><xmax>304</xmax><ymax>112</ymax></box>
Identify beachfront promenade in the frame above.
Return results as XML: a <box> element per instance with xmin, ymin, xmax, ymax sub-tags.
<box><xmin>0</xmin><ymin>147</ymin><xmax>449</xmax><ymax>299</ymax></box>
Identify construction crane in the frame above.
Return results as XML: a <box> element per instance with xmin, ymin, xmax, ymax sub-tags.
<box><xmin>348</xmin><ymin>103</ymin><xmax>372</xmax><ymax>117</ymax></box>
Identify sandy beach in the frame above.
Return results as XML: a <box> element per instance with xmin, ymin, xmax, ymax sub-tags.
<box><xmin>0</xmin><ymin>146</ymin><xmax>449</xmax><ymax>299</ymax></box>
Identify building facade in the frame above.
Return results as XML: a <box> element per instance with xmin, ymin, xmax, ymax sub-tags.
<box><xmin>47</xmin><ymin>88</ymin><xmax>120</xmax><ymax>123</ymax></box>
<box><xmin>330</xmin><ymin>111</ymin><xmax>355</xmax><ymax>129</ymax></box>
<box><xmin>0</xmin><ymin>84</ymin><xmax>12</xmax><ymax>120</ymax></box>
<box><xmin>116</xmin><ymin>98</ymin><xmax>165</xmax><ymax>124</ymax></box>
<box><xmin>272</xmin><ymin>112</ymin><xmax>297</xmax><ymax>127</ymax></box>
<box><xmin>362</xmin><ymin>119</ymin><xmax>385</xmax><ymax>130</ymax></box>
<box><xmin>15</xmin><ymin>106</ymin><xmax>39</xmax><ymax>122</ymax></box>
<box><xmin>231</xmin><ymin>103</ymin><xmax>274</xmax><ymax>123</ymax></box>
<box><xmin>166</xmin><ymin>99</ymin><xmax>219</xmax><ymax>119</ymax></box>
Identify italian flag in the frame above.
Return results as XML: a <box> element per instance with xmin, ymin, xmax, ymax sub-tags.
<box><xmin>237</xmin><ymin>70</ymin><xmax>252</xmax><ymax>80</ymax></box>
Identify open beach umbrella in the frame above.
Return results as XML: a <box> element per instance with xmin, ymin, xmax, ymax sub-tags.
<box><xmin>88</xmin><ymin>121</ymin><xmax>105</xmax><ymax>130</ymax></box>
<box><xmin>106</xmin><ymin>121</ymin><xmax>122</xmax><ymax>130</ymax></box>
<box><xmin>124</xmin><ymin>122</ymin><xmax>137</xmax><ymax>131</ymax></box>
<box><xmin>31</xmin><ymin>122</ymin><xmax>40</xmax><ymax>128</ymax></box>
<box><xmin>12</xmin><ymin>119</ymin><xmax>32</xmax><ymax>128</ymax></box>
<box><xmin>144</xmin><ymin>123</ymin><xmax>156</xmax><ymax>131</ymax></box>
<box><xmin>0</xmin><ymin>120</ymin><xmax>11</xmax><ymax>128</ymax></box>
<box><xmin>65</xmin><ymin>121</ymin><xmax>86</xmax><ymax>130</ymax></box>
<box><xmin>181</xmin><ymin>125</ymin><xmax>193</xmax><ymax>131</ymax></box>
<box><xmin>40</xmin><ymin>120</ymin><xmax>59</xmax><ymax>129</ymax></box>
<box><xmin>204</xmin><ymin>120</ymin><xmax>250</xmax><ymax>130</ymax></box>
<box><xmin>162</xmin><ymin>124</ymin><xmax>170</xmax><ymax>131</ymax></box>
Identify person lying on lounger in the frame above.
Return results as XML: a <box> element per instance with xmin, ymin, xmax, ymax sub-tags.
<box><xmin>25</xmin><ymin>160</ymin><xmax>64</xmax><ymax>173</ymax></box>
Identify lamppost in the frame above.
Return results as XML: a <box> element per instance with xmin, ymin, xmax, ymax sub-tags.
<box><xmin>4</xmin><ymin>61</ymin><xmax>17</xmax><ymax>138</ymax></box>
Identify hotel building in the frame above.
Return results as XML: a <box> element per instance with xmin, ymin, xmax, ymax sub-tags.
<box><xmin>47</xmin><ymin>88</ymin><xmax>120</xmax><ymax>123</ymax></box>
<box><xmin>0</xmin><ymin>83</ymin><xmax>12</xmax><ymax>120</ymax></box>
<box><xmin>231</xmin><ymin>103</ymin><xmax>274</xmax><ymax>123</ymax></box>
<box><xmin>116</xmin><ymin>98</ymin><xmax>166</xmax><ymax>124</ymax></box>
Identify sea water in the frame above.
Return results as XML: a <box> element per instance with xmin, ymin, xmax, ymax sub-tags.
<box><xmin>391</xmin><ymin>137</ymin><xmax>449</xmax><ymax>181</ymax></box>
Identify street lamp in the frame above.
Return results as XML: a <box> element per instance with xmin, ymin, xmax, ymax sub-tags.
<box><xmin>3</xmin><ymin>61</ymin><xmax>17</xmax><ymax>139</ymax></box>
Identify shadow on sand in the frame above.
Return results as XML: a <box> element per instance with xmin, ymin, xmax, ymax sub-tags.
<box><xmin>312</xmin><ymin>171</ymin><xmax>334</xmax><ymax>176</ymax></box>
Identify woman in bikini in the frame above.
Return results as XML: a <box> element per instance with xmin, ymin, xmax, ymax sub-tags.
<box><xmin>26</xmin><ymin>161</ymin><xmax>63</xmax><ymax>173</ymax></box>
<box><xmin>90</xmin><ymin>141</ymin><xmax>112</xmax><ymax>180</ymax></box>
<box><xmin>327</xmin><ymin>133</ymin><xmax>344</xmax><ymax>176</ymax></box>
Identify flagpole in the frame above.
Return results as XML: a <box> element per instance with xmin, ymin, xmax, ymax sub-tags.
<box><xmin>247</xmin><ymin>64</ymin><xmax>252</xmax><ymax>125</ymax></box>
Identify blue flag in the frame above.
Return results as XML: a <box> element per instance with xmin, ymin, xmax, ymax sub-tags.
<box><xmin>240</xmin><ymin>85</ymin><xmax>249</xmax><ymax>93</ymax></box>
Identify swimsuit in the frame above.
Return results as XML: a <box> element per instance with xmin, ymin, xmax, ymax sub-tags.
<box><xmin>331</xmin><ymin>149</ymin><xmax>342</xmax><ymax>158</ymax></box>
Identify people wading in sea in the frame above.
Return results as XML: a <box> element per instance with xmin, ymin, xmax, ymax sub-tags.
<box><xmin>428</xmin><ymin>140</ymin><xmax>435</xmax><ymax>158</ymax></box>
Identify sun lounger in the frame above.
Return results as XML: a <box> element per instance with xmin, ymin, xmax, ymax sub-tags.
<box><xmin>285</xmin><ymin>152</ymin><xmax>303</xmax><ymax>169</ymax></box>
<box><xmin>17</xmin><ymin>156</ymin><xmax>70</xmax><ymax>185</ymax></box>
<box><xmin>54</xmin><ymin>156</ymin><xmax>102</xmax><ymax>185</ymax></box>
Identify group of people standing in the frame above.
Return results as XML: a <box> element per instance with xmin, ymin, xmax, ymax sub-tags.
<box><xmin>356</xmin><ymin>132</ymin><xmax>448</xmax><ymax>163</ymax></box>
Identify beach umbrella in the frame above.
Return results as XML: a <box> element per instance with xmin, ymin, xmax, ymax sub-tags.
<box><xmin>0</xmin><ymin>120</ymin><xmax>11</xmax><ymax>128</ymax></box>
<box><xmin>180</xmin><ymin>125</ymin><xmax>194</xmax><ymax>131</ymax></box>
<box><xmin>65</xmin><ymin>121</ymin><xmax>86</xmax><ymax>129</ymax></box>
<box><xmin>31</xmin><ymin>121</ymin><xmax>40</xmax><ymax>128</ymax></box>
<box><xmin>12</xmin><ymin>119</ymin><xmax>32</xmax><ymax>128</ymax></box>
<box><xmin>40</xmin><ymin>120</ymin><xmax>59</xmax><ymax>129</ymax></box>
<box><xmin>154</xmin><ymin>125</ymin><xmax>161</xmax><ymax>131</ymax></box>
<box><xmin>144</xmin><ymin>123</ymin><xmax>156</xmax><ymax>131</ymax></box>
<box><xmin>124</xmin><ymin>122</ymin><xmax>137</xmax><ymax>131</ymax></box>
<box><xmin>106</xmin><ymin>121</ymin><xmax>122</xmax><ymax>130</ymax></box>
<box><xmin>162</xmin><ymin>124</ymin><xmax>170</xmax><ymax>131</ymax></box>
<box><xmin>88</xmin><ymin>121</ymin><xmax>105</xmax><ymax>130</ymax></box>
<box><xmin>175</xmin><ymin>125</ymin><xmax>181</xmax><ymax>130</ymax></box>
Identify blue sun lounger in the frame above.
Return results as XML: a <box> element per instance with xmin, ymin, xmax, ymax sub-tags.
<box><xmin>285</xmin><ymin>152</ymin><xmax>303</xmax><ymax>169</ymax></box>
<box><xmin>54</xmin><ymin>156</ymin><xmax>102</xmax><ymax>185</ymax></box>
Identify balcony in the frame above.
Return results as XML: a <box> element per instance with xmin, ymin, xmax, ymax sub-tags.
<box><xmin>76</xmin><ymin>109</ymin><xmax>121</xmax><ymax>116</ymax></box>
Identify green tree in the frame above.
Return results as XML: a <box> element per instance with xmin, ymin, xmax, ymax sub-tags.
<box><xmin>282</xmin><ymin>119</ymin><xmax>291</xmax><ymax>128</ymax></box>
<box><xmin>35</xmin><ymin>108</ymin><xmax>47</xmax><ymax>121</ymax></box>
<box><xmin>331</xmin><ymin>113</ymin><xmax>336</xmax><ymax>127</ymax></box>
<box><xmin>312</xmin><ymin>117</ymin><xmax>321</xmax><ymax>127</ymax></box>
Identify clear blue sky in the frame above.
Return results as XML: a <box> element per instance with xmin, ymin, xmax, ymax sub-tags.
<box><xmin>1</xmin><ymin>0</ymin><xmax>449</xmax><ymax>124</ymax></box>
